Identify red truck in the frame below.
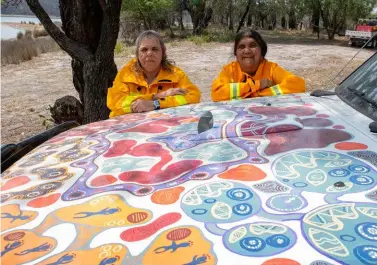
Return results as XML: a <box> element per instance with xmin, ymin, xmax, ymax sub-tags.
<box><xmin>345</xmin><ymin>18</ymin><xmax>377</xmax><ymax>48</ymax></box>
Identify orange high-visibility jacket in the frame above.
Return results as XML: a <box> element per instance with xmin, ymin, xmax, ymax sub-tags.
<box><xmin>211</xmin><ymin>59</ymin><xmax>306</xmax><ymax>102</ymax></box>
<box><xmin>107</xmin><ymin>58</ymin><xmax>201</xmax><ymax>118</ymax></box>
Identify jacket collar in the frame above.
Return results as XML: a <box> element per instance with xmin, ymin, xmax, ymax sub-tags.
<box><xmin>122</xmin><ymin>58</ymin><xmax>179</xmax><ymax>86</ymax></box>
<box><xmin>235</xmin><ymin>58</ymin><xmax>267</xmax><ymax>80</ymax></box>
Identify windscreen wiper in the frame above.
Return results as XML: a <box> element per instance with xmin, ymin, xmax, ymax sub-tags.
<box><xmin>310</xmin><ymin>90</ymin><xmax>337</xmax><ymax>97</ymax></box>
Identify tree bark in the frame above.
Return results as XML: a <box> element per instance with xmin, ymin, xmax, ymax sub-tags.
<box><xmin>228</xmin><ymin>0</ymin><xmax>233</xmax><ymax>31</ymax></box>
<box><xmin>178</xmin><ymin>0</ymin><xmax>185</xmax><ymax>31</ymax></box>
<box><xmin>237</xmin><ymin>0</ymin><xmax>252</xmax><ymax>33</ymax></box>
<box><xmin>82</xmin><ymin>59</ymin><xmax>117</xmax><ymax>123</ymax></box>
<box><xmin>186</xmin><ymin>0</ymin><xmax>213</xmax><ymax>35</ymax></box>
<box><xmin>288</xmin><ymin>6</ymin><xmax>296</xmax><ymax>29</ymax></box>
<box><xmin>311</xmin><ymin>0</ymin><xmax>320</xmax><ymax>33</ymax></box>
<box><xmin>247</xmin><ymin>11</ymin><xmax>252</xmax><ymax>26</ymax></box>
<box><xmin>281</xmin><ymin>16</ymin><xmax>286</xmax><ymax>29</ymax></box>
<box><xmin>25</xmin><ymin>0</ymin><xmax>122</xmax><ymax>124</ymax></box>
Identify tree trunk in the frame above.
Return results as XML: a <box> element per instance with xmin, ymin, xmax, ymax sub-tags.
<box><xmin>178</xmin><ymin>2</ymin><xmax>185</xmax><ymax>31</ymax></box>
<box><xmin>247</xmin><ymin>11</ymin><xmax>252</xmax><ymax>26</ymax></box>
<box><xmin>269</xmin><ymin>12</ymin><xmax>276</xmax><ymax>30</ymax></box>
<box><xmin>237</xmin><ymin>0</ymin><xmax>252</xmax><ymax>33</ymax></box>
<box><xmin>25</xmin><ymin>0</ymin><xmax>122</xmax><ymax>124</ymax></box>
<box><xmin>83</xmin><ymin>59</ymin><xmax>117</xmax><ymax>123</ymax></box>
<box><xmin>281</xmin><ymin>16</ymin><xmax>286</xmax><ymax>29</ymax></box>
<box><xmin>288</xmin><ymin>6</ymin><xmax>296</xmax><ymax>29</ymax></box>
<box><xmin>167</xmin><ymin>18</ymin><xmax>175</xmax><ymax>37</ymax></box>
<box><xmin>311</xmin><ymin>0</ymin><xmax>320</xmax><ymax>33</ymax></box>
<box><xmin>188</xmin><ymin>0</ymin><xmax>213</xmax><ymax>35</ymax></box>
<box><xmin>71</xmin><ymin>60</ymin><xmax>85</xmax><ymax>103</ymax></box>
<box><xmin>228</xmin><ymin>0</ymin><xmax>233</xmax><ymax>31</ymax></box>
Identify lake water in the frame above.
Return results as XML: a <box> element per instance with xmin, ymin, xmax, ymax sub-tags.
<box><xmin>1</xmin><ymin>15</ymin><xmax>61</xmax><ymax>40</ymax></box>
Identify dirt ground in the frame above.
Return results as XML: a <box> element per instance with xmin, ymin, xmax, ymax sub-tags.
<box><xmin>1</xmin><ymin>40</ymin><xmax>375</xmax><ymax>144</ymax></box>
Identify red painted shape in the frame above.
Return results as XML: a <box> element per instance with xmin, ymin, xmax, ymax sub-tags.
<box><xmin>262</xmin><ymin>258</ymin><xmax>301</xmax><ymax>265</ymax></box>
<box><xmin>333</xmin><ymin>125</ymin><xmax>345</xmax><ymax>129</ymax></box>
<box><xmin>119</xmin><ymin>117</ymin><xmax>188</xmax><ymax>134</ymax></box>
<box><xmin>127</xmin><ymin>212</ymin><xmax>149</xmax><ymax>223</ymax></box>
<box><xmin>103</xmin><ymin>140</ymin><xmax>137</xmax><ymax>158</ymax></box>
<box><xmin>1</xmin><ymin>176</ymin><xmax>30</xmax><ymax>191</ymax></box>
<box><xmin>27</xmin><ymin>193</ymin><xmax>61</xmax><ymax>208</ymax></box>
<box><xmin>129</xmin><ymin>143</ymin><xmax>169</xmax><ymax>157</ymax></box>
<box><xmin>91</xmin><ymin>175</ymin><xmax>117</xmax><ymax>187</ymax></box>
<box><xmin>119</xmin><ymin>160</ymin><xmax>202</xmax><ymax>185</ymax></box>
<box><xmin>335</xmin><ymin>142</ymin><xmax>368</xmax><ymax>150</ymax></box>
<box><xmin>121</xmin><ymin>213</ymin><xmax>181</xmax><ymax>242</ymax></box>
<box><xmin>166</xmin><ymin>228</ymin><xmax>192</xmax><ymax>241</ymax></box>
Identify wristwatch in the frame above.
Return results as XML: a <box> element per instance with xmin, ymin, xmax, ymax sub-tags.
<box><xmin>153</xmin><ymin>99</ymin><xmax>160</xmax><ymax>110</ymax></box>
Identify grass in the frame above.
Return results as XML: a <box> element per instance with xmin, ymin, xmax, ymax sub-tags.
<box><xmin>114</xmin><ymin>41</ymin><xmax>125</xmax><ymax>54</ymax></box>
<box><xmin>114</xmin><ymin>41</ymin><xmax>134</xmax><ymax>56</ymax></box>
<box><xmin>186</xmin><ymin>29</ymin><xmax>236</xmax><ymax>45</ymax></box>
<box><xmin>1</xmin><ymin>34</ymin><xmax>60</xmax><ymax>66</ymax></box>
<box><xmin>33</xmin><ymin>28</ymin><xmax>49</xmax><ymax>38</ymax></box>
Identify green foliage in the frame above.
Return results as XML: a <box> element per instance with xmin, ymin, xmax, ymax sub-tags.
<box><xmin>122</xmin><ymin>0</ymin><xmax>175</xmax><ymax>29</ymax></box>
<box><xmin>114</xmin><ymin>41</ymin><xmax>125</xmax><ymax>54</ymax></box>
<box><xmin>188</xmin><ymin>29</ymin><xmax>235</xmax><ymax>44</ymax></box>
<box><xmin>316</xmin><ymin>0</ymin><xmax>377</xmax><ymax>39</ymax></box>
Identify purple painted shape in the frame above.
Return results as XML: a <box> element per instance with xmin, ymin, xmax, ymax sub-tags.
<box><xmin>300</xmin><ymin>118</ymin><xmax>333</xmax><ymax>128</ymax></box>
<box><xmin>263</xmin><ymin>128</ymin><xmax>353</xmax><ymax>156</ymax></box>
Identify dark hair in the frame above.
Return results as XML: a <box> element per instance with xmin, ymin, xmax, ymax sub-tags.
<box><xmin>134</xmin><ymin>30</ymin><xmax>174</xmax><ymax>72</ymax></box>
<box><xmin>233</xmin><ymin>29</ymin><xmax>268</xmax><ymax>57</ymax></box>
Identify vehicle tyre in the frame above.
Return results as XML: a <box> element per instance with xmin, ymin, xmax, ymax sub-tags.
<box><xmin>372</xmin><ymin>38</ymin><xmax>377</xmax><ymax>49</ymax></box>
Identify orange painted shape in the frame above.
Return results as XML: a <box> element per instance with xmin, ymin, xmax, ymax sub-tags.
<box><xmin>1</xmin><ymin>204</ymin><xmax>38</xmax><ymax>231</ymax></box>
<box><xmin>39</xmin><ymin>244</ymin><xmax>127</xmax><ymax>265</ymax></box>
<box><xmin>1</xmin><ymin>230</ymin><xmax>56</xmax><ymax>265</ymax></box>
<box><xmin>218</xmin><ymin>164</ymin><xmax>266</xmax><ymax>181</ymax></box>
<box><xmin>181</xmin><ymin>117</ymin><xmax>200</xmax><ymax>124</ymax></box>
<box><xmin>335</xmin><ymin>142</ymin><xmax>368</xmax><ymax>150</ymax></box>
<box><xmin>151</xmin><ymin>187</ymin><xmax>185</xmax><ymax>205</ymax></box>
<box><xmin>91</xmin><ymin>175</ymin><xmax>117</xmax><ymax>187</ymax></box>
<box><xmin>55</xmin><ymin>194</ymin><xmax>152</xmax><ymax>227</ymax></box>
<box><xmin>147</xmin><ymin>113</ymin><xmax>171</xmax><ymax>119</ymax></box>
<box><xmin>262</xmin><ymin>258</ymin><xmax>301</xmax><ymax>265</ymax></box>
<box><xmin>1</xmin><ymin>176</ymin><xmax>30</xmax><ymax>191</ymax></box>
<box><xmin>27</xmin><ymin>193</ymin><xmax>61</xmax><ymax>208</ymax></box>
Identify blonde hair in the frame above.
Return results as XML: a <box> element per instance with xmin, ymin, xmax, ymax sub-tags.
<box><xmin>134</xmin><ymin>30</ymin><xmax>174</xmax><ymax>73</ymax></box>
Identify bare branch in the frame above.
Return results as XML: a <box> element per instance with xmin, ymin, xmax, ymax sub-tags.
<box><xmin>25</xmin><ymin>0</ymin><xmax>93</xmax><ymax>62</ymax></box>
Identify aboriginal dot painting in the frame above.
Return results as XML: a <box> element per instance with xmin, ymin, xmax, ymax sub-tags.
<box><xmin>1</xmin><ymin>94</ymin><xmax>376</xmax><ymax>265</ymax></box>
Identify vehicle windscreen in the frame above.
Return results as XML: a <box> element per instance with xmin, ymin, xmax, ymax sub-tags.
<box><xmin>335</xmin><ymin>52</ymin><xmax>377</xmax><ymax>121</ymax></box>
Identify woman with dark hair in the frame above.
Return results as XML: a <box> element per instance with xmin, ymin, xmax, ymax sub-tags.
<box><xmin>211</xmin><ymin>29</ymin><xmax>305</xmax><ymax>102</ymax></box>
<box><xmin>107</xmin><ymin>30</ymin><xmax>200</xmax><ymax>117</ymax></box>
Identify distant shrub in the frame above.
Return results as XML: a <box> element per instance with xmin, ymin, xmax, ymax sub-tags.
<box><xmin>17</xmin><ymin>31</ymin><xmax>24</xmax><ymax>40</ymax></box>
<box><xmin>1</xmin><ymin>37</ymin><xmax>60</xmax><ymax>66</ymax></box>
<box><xmin>25</xmin><ymin>30</ymin><xmax>33</xmax><ymax>39</ymax></box>
<box><xmin>33</xmin><ymin>28</ymin><xmax>49</xmax><ymax>38</ymax></box>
